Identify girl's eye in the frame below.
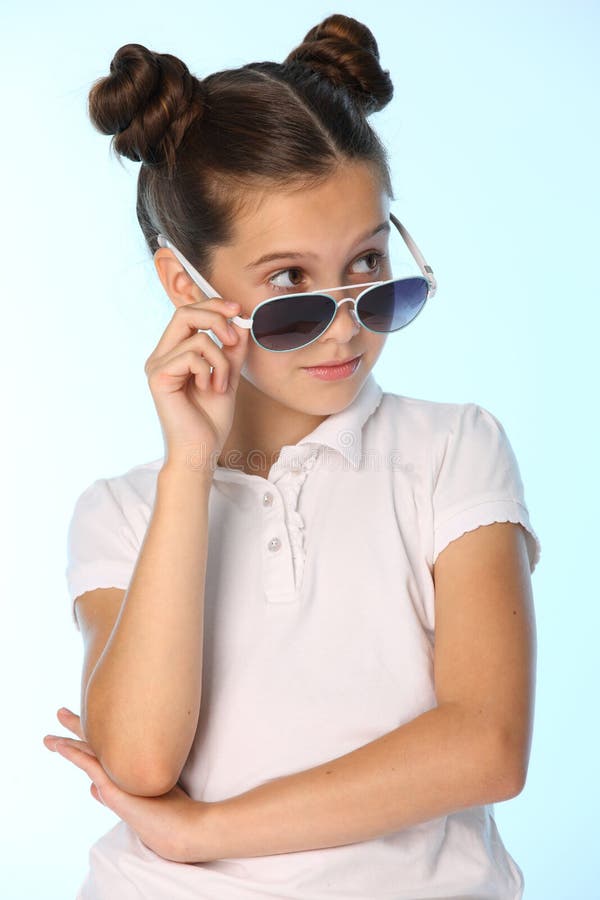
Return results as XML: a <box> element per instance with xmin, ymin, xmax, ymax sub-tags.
<box><xmin>268</xmin><ymin>267</ymin><xmax>305</xmax><ymax>292</ymax></box>
<box><xmin>354</xmin><ymin>251</ymin><xmax>386</xmax><ymax>274</ymax></box>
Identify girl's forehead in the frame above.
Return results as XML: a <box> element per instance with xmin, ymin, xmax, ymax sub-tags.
<box><xmin>228</xmin><ymin>171</ymin><xmax>389</xmax><ymax>257</ymax></box>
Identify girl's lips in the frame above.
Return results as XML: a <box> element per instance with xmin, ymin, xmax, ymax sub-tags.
<box><xmin>302</xmin><ymin>354</ymin><xmax>363</xmax><ymax>380</ymax></box>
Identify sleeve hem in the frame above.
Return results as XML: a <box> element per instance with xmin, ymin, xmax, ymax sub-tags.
<box><xmin>67</xmin><ymin>568</ymin><xmax>132</xmax><ymax>631</ymax></box>
<box><xmin>433</xmin><ymin>499</ymin><xmax>542</xmax><ymax>574</ymax></box>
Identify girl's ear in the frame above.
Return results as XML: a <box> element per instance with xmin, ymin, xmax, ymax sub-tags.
<box><xmin>153</xmin><ymin>248</ymin><xmax>207</xmax><ymax>308</ymax></box>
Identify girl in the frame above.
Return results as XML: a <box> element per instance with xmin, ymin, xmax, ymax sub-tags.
<box><xmin>44</xmin><ymin>13</ymin><xmax>541</xmax><ymax>900</ymax></box>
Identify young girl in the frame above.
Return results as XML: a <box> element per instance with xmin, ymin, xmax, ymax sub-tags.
<box><xmin>44</xmin><ymin>13</ymin><xmax>541</xmax><ymax>899</ymax></box>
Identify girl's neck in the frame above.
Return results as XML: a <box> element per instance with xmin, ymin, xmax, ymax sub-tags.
<box><xmin>217</xmin><ymin>376</ymin><xmax>328</xmax><ymax>476</ymax></box>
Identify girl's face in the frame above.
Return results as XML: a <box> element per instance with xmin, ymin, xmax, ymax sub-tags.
<box><xmin>207</xmin><ymin>160</ymin><xmax>391</xmax><ymax>418</ymax></box>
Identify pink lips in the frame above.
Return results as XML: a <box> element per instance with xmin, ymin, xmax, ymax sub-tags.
<box><xmin>302</xmin><ymin>354</ymin><xmax>363</xmax><ymax>381</ymax></box>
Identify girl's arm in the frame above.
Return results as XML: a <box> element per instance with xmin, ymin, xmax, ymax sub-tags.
<box><xmin>81</xmin><ymin>464</ymin><xmax>213</xmax><ymax>796</ymax></box>
<box><xmin>44</xmin><ymin>698</ymin><xmax>512</xmax><ymax>863</ymax></box>
<box><xmin>48</xmin><ymin>521</ymin><xmax>535</xmax><ymax>861</ymax></box>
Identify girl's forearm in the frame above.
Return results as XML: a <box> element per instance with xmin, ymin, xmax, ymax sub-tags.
<box><xmin>199</xmin><ymin>703</ymin><xmax>521</xmax><ymax>860</ymax></box>
<box><xmin>84</xmin><ymin>462</ymin><xmax>213</xmax><ymax>795</ymax></box>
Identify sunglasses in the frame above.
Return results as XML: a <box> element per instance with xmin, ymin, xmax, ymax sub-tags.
<box><xmin>157</xmin><ymin>212</ymin><xmax>437</xmax><ymax>353</ymax></box>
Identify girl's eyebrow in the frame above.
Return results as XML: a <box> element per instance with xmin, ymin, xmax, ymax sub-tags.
<box><xmin>244</xmin><ymin>220</ymin><xmax>390</xmax><ymax>270</ymax></box>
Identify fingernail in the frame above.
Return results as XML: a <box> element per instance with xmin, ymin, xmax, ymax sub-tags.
<box><xmin>225</xmin><ymin>301</ymin><xmax>239</xmax><ymax>308</ymax></box>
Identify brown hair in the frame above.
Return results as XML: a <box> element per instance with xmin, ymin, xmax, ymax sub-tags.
<box><xmin>88</xmin><ymin>13</ymin><xmax>395</xmax><ymax>281</ymax></box>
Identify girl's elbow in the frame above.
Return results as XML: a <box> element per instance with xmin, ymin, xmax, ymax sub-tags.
<box><xmin>102</xmin><ymin>750</ymin><xmax>179</xmax><ymax>796</ymax></box>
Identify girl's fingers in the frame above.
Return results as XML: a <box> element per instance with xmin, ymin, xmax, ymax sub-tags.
<box><xmin>43</xmin><ymin>708</ymin><xmax>90</xmax><ymax>754</ymax></box>
<box><xmin>44</xmin><ymin>734</ymin><xmax>97</xmax><ymax>757</ymax></box>
<box><xmin>150</xmin><ymin>300</ymin><xmax>241</xmax><ymax>362</ymax></box>
<box><xmin>56</xmin><ymin>707</ymin><xmax>85</xmax><ymax>739</ymax></box>
<box><xmin>53</xmin><ymin>742</ymin><xmax>109</xmax><ymax>789</ymax></box>
<box><xmin>153</xmin><ymin>332</ymin><xmax>231</xmax><ymax>394</ymax></box>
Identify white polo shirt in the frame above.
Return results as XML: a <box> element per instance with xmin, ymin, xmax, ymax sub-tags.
<box><xmin>65</xmin><ymin>372</ymin><xmax>541</xmax><ymax>900</ymax></box>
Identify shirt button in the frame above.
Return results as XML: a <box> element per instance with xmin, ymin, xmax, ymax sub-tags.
<box><xmin>291</xmin><ymin>465</ymin><xmax>302</xmax><ymax>474</ymax></box>
<box><xmin>268</xmin><ymin>537</ymin><xmax>281</xmax><ymax>552</ymax></box>
<box><xmin>263</xmin><ymin>492</ymin><xmax>274</xmax><ymax>506</ymax></box>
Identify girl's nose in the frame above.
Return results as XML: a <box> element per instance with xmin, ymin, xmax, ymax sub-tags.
<box><xmin>327</xmin><ymin>297</ymin><xmax>361</xmax><ymax>335</ymax></box>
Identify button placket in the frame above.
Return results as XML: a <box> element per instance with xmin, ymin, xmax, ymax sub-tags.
<box><xmin>277</xmin><ymin>448</ymin><xmax>319</xmax><ymax>592</ymax></box>
<box><xmin>263</xmin><ymin>492</ymin><xmax>280</xmax><ymax>553</ymax></box>
<box><xmin>260</xmin><ymin>485</ymin><xmax>295</xmax><ymax>603</ymax></box>
<box><xmin>260</xmin><ymin>447</ymin><xmax>319</xmax><ymax>603</ymax></box>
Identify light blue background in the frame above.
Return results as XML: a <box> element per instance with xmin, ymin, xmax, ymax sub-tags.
<box><xmin>2</xmin><ymin>1</ymin><xmax>597</xmax><ymax>897</ymax></box>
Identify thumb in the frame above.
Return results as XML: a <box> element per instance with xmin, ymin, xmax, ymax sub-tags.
<box><xmin>226</xmin><ymin>320</ymin><xmax>251</xmax><ymax>391</ymax></box>
<box><xmin>90</xmin><ymin>783</ymin><xmax>105</xmax><ymax>805</ymax></box>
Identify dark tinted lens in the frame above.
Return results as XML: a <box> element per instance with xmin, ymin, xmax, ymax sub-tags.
<box><xmin>357</xmin><ymin>277</ymin><xmax>429</xmax><ymax>332</ymax></box>
<box><xmin>252</xmin><ymin>294</ymin><xmax>336</xmax><ymax>351</ymax></box>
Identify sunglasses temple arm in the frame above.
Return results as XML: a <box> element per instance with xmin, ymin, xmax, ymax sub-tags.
<box><xmin>390</xmin><ymin>213</ymin><xmax>438</xmax><ymax>298</ymax></box>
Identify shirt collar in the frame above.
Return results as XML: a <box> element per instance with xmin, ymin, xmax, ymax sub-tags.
<box><xmin>275</xmin><ymin>371</ymin><xmax>383</xmax><ymax>471</ymax></box>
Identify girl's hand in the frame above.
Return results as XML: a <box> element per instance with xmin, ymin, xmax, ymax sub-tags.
<box><xmin>144</xmin><ymin>293</ymin><xmax>251</xmax><ymax>472</ymax></box>
<box><xmin>43</xmin><ymin>707</ymin><xmax>215</xmax><ymax>863</ymax></box>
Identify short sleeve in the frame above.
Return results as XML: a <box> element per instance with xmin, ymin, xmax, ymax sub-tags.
<box><xmin>65</xmin><ymin>477</ymin><xmax>140</xmax><ymax>630</ymax></box>
<box><xmin>432</xmin><ymin>403</ymin><xmax>542</xmax><ymax>573</ymax></box>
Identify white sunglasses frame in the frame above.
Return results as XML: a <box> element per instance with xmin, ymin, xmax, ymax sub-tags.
<box><xmin>156</xmin><ymin>212</ymin><xmax>437</xmax><ymax>351</ymax></box>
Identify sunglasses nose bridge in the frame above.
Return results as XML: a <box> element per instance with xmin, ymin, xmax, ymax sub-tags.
<box><xmin>328</xmin><ymin>294</ymin><xmax>361</xmax><ymax>330</ymax></box>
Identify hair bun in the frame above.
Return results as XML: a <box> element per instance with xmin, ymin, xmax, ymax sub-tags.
<box><xmin>284</xmin><ymin>14</ymin><xmax>393</xmax><ymax>114</ymax></box>
<box><xmin>88</xmin><ymin>43</ymin><xmax>205</xmax><ymax>172</ymax></box>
